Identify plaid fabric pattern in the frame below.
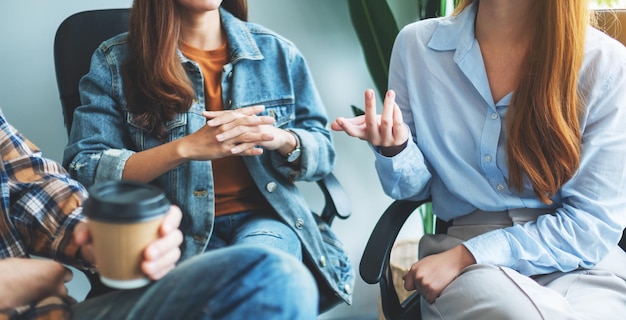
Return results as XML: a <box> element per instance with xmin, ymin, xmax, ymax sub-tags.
<box><xmin>0</xmin><ymin>112</ymin><xmax>88</xmax><ymax>265</ymax></box>
<box><xmin>0</xmin><ymin>111</ymin><xmax>91</xmax><ymax>318</ymax></box>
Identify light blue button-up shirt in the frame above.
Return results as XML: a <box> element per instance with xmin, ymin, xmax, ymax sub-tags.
<box><xmin>376</xmin><ymin>3</ymin><xmax>626</xmax><ymax>276</ymax></box>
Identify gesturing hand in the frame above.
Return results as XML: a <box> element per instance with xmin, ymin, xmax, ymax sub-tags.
<box><xmin>331</xmin><ymin>89</ymin><xmax>409</xmax><ymax>154</ymax></box>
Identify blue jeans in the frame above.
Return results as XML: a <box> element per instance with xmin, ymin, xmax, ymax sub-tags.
<box><xmin>71</xmin><ymin>245</ymin><xmax>318</xmax><ymax>319</ymax></box>
<box><xmin>207</xmin><ymin>210</ymin><xmax>303</xmax><ymax>260</ymax></box>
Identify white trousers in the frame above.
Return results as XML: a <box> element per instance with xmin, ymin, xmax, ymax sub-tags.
<box><xmin>419</xmin><ymin>209</ymin><xmax>626</xmax><ymax>320</ymax></box>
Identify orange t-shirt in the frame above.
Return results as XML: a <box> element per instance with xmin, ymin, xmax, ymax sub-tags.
<box><xmin>180</xmin><ymin>41</ymin><xmax>270</xmax><ymax>216</ymax></box>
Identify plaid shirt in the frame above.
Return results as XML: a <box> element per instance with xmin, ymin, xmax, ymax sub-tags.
<box><xmin>0</xmin><ymin>111</ymin><xmax>88</xmax><ymax>266</ymax></box>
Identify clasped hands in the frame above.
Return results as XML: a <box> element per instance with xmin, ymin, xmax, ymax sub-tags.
<box><xmin>179</xmin><ymin>105</ymin><xmax>297</xmax><ymax>161</ymax></box>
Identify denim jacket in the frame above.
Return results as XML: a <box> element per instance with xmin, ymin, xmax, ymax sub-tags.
<box><xmin>63</xmin><ymin>9</ymin><xmax>353</xmax><ymax>307</ymax></box>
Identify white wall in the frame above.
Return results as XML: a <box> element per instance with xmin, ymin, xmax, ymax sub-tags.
<box><xmin>0</xmin><ymin>1</ymin><xmax>423</xmax><ymax>319</ymax></box>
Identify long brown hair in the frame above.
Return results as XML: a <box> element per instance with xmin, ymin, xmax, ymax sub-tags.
<box><xmin>454</xmin><ymin>0</ymin><xmax>589</xmax><ymax>204</ymax></box>
<box><xmin>123</xmin><ymin>0</ymin><xmax>248</xmax><ymax>140</ymax></box>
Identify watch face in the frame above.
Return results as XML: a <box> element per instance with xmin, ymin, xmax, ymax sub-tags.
<box><xmin>287</xmin><ymin>148</ymin><xmax>301</xmax><ymax>162</ymax></box>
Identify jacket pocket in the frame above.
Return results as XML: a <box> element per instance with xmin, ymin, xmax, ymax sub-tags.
<box><xmin>258</xmin><ymin>100</ymin><xmax>295</xmax><ymax>128</ymax></box>
<box><xmin>126</xmin><ymin>112</ymin><xmax>188</xmax><ymax>150</ymax></box>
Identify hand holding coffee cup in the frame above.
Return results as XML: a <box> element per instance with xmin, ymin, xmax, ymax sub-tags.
<box><xmin>82</xmin><ymin>180</ymin><xmax>172</xmax><ymax>289</ymax></box>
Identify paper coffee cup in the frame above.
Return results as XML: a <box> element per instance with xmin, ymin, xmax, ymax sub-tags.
<box><xmin>83</xmin><ymin>180</ymin><xmax>170</xmax><ymax>289</ymax></box>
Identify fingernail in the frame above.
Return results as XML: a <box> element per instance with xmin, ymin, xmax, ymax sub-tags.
<box><xmin>216</xmin><ymin>134</ymin><xmax>224</xmax><ymax>141</ymax></box>
<box><xmin>387</xmin><ymin>90</ymin><xmax>395</xmax><ymax>99</ymax></box>
<box><xmin>366</xmin><ymin>90</ymin><xmax>374</xmax><ymax>99</ymax></box>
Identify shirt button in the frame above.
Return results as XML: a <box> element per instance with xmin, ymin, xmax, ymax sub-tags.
<box><xmin>266</xmin><ymin>182</ymin><xmax>277</xmax><ymax>192</ymax></box>
<box><xmin>319</xmin><ymin>256</ymin><xmax>327</xmax><ymax>267</ymax></box>
<box><xmin>496</xmin><ymin>184</ymin><xmax>504</xmax><ymax>191</ymax></box>
<box><xmin>484</xmin><ymin>154</ymin><xmax>492</xmax><ymax>162</ymax></box>
<box><xmin>295</xmin><ymin>218</ymin><xmax>304</xmax><ymax>229</ymax></box>
<box><xmin>227</xmin><ymin>72</ymin><xmax>233</xmax><ymax>80</ymax></box>
<box><xmin>343</xmin><ymin>283</ymin><xmax>352</xmax><ymax>294</ymax></box>
<box><xmin>228</xmin><ymin>99</ymin><xmax>232</xmax><ymax>107</ymax></box>
<box><xmin>491</xmin><ymin>112</ymin><xmax>498</xmax><ymax>119</ymax></box>
<box><xmin>193</xmin><ymin>234</ymin><xmax>205</xmax><ymax>241</ymax></box>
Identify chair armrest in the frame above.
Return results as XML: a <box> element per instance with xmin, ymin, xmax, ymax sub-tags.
<box><xmin>316</xmin><ymin>172</ymin><xmax>351</xmax><ymax>225</ymax></box>
<box><xmin>359</xmin><ymin>198</ymin><xmax>430</xmax><ymax>320</ymax></box>
<box><xmin>359</xmin><ymin>199</ymin><xmax>428</xmax><ymax>283</ymax></box>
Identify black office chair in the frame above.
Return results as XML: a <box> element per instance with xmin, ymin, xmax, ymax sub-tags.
<box><xmin>54</xmin><ymin>9</ymin><xmax>352</xmax><ymax>308</ymax></box>
<box><xmin>359</xmin><ymin>199</ymin><xmax>439</xmax><ymax>320</ymax></box>
<box><xmin>359</xmin><ymin>9</ymin><xmax>626</xmax><ymax>320</ymax></box>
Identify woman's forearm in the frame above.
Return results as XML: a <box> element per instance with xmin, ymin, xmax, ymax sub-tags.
<box><xmin>122</xmin><ymin>139</ymin><xmax>188</xmax><ymax>183</ymax></box>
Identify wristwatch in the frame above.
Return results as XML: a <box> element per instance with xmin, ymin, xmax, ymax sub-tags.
<box><xmin>285</xmin><ymin>129</ymin><xmax>301</xmax><ymax>163</ymax></box>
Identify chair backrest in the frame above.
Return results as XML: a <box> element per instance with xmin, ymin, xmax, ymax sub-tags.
<box><xmin>54</xmin><ymin>8</ymin><xmax>131</xmax><ymax>136</ymax></box>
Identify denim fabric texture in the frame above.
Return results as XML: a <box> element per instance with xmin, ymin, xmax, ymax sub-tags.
<box><xmin>72</xmin><ymin>245</ymin><xmax>319</xmax><ymax>320</ymax></box>
<box><xmin>207</xmin><ymin>210</ymin><xmax>303</xmax><ymax>260</ymax></box>
<box><xmin>63</xmin><ymin>8</ymin><xmax>353</xmax><ymax>307</ymax></box>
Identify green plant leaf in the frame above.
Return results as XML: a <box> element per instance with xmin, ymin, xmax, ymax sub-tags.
<box><xmin>348</xmin><ymin>0</ymin><xmax>447</xmax><ymax>235</ymax></box>
<box><xmin>348</xmin><ymin>0</ymin><xmax>399</xmax><ymax>98</ymax></box>
<box><xmin>350</xmin><ymin>105</ymin><xmax>365</xmax><ymax>117</ymax></box>
<box><xmin>419</xmin><ymin>202</ymin><xmax>434</xmax><ymax>234</ymax></box>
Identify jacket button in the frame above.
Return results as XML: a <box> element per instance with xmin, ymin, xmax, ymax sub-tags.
<box><xmin>193</xmin><ymin>234</ymin><xmax>205</xmax><ymax>241</ymax></box>
<box><xmin>319</xmin><ymin>255</ymin><xmax>327</xmax><ymax>267</ymax></box>
<box><xmin>266</xmin><ymin>182</ymin><xmax>277</xmax><ymax>192</ymax></box>
<box><xmin>227</xmin><ymin>72</ymin><xmax>233</xmax><ymax>80</ymax></box>
<box><xmin>295</xmin><ymin>218</ymin><xmax>304</xmax><ymax>229</ymax></box>
<box><xmin>343</xmin><ymin>283</ymin><xmax>352</xmax><ymax>294</ymax></box>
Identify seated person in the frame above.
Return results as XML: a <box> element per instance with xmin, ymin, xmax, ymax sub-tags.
<box><xmin>0</xmin><ymin>110</ymin><xmax>317</xmax><ymax>319</ymax></box>
<box><xmin>332</xmin><ymin>0</ymin><xmax>626</xmax><ymax>318</ymax></box>
<box><xmin>63</xmin><ymin>0</ymin><xmax>353</xmax><ymax>311</ymax></box>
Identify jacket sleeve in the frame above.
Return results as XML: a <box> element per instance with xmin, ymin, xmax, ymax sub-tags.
<box><xmin>269</xmin><ymin>46</ymin><xmax>335</xmax><ymax>182</ymax></box>
<box><xmin>62</xmin><ymin>43</ymin><xmax>135</xmax><ymax>187</ymax></box>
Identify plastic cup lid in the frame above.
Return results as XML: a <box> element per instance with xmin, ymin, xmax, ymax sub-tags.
<box><xmin>84</xmin><ymin>181</ymin><xmax>170</xmax><ymax>222</ymax></box>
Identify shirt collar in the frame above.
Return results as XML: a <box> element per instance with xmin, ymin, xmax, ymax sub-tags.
<box><xmin>428</xmin><ymin>2</ymin><xmax>477</xmax><ymax>59</ymax></box>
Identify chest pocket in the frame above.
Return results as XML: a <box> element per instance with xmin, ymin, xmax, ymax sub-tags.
<box><xmin>126</xmin><ymin>112</ymin><xmax>188</xmax><ymax>150</ymax></box>
<box><xmin>257</xmin><ymin>100</ymin><xmax>295</xmax><ymax>128</ymax></box>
